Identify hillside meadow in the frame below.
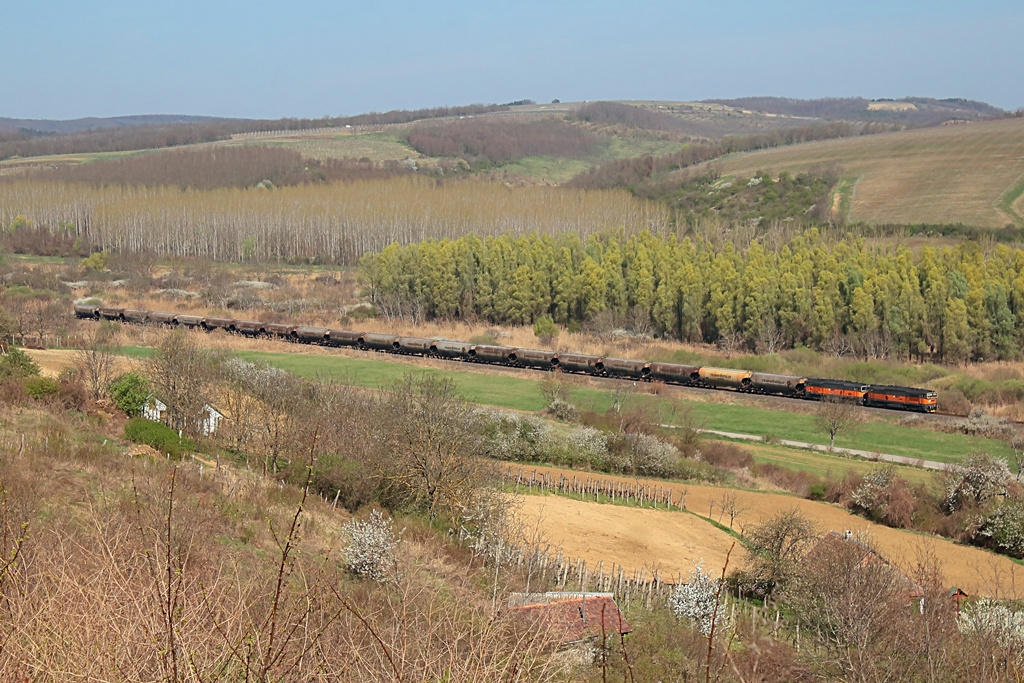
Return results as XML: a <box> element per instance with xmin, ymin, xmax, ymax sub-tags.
<box><xmin>711</xmin><ymin>118</ymin><xmax>1024</xmax><ymax>227</ymax></box>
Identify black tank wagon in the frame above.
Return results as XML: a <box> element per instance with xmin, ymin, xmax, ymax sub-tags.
<box><xmin>75</xmin><ymin>306</ymin><xmax>939</xmax><ymax>414</ymax></box>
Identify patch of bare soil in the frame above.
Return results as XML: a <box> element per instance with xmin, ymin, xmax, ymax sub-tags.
<box><xmin>514</xmin><ymin>464</ymin><xmax>1024</xmax><ymax>598</ymax></box>
<box><xmin>24</xmin><ymin>348</ymin><xmax>138</xmax><ymax>378</ymax></box>
<box><xmin>517</xmin><ymin>493</ymin><xmax>739</xmax><ymax>581</ymax></box>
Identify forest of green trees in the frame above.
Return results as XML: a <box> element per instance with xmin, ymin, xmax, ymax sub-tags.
<box><xmin>360</xmin><ymin>229</ymin><xmax>1024</xmax><ymax>362</ymax></box>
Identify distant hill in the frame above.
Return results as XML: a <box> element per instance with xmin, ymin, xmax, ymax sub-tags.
<box><xmin>0</xmin><ymin>114</ymin><xmax>231</xmax><ymax>134</ymax></box>
<box><xmin>703</xmin><ymin>96</ymin><xmax>1005</xmax><ymax>126</ymax></box>
<box><xmin>0</xmin><ymin>104</ymin><xmax>508</xmax><ymax>161</ymax></box>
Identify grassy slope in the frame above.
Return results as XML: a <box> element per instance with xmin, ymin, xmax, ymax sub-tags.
<box><xmin>231</xmin><ymin>133</ymin><xmax>418</xmax><ymax>162</ymax></box>
<box><xmin>710</xmin><ymin>118</ymin><xmax>1024</xmax><ymax>227</ymax></box>
<box><xmin>501</xmin><ymin>137</ymin><xmax>685</xmax><ymax>184</ymax></box>
<box><xmin>0</xmin><ymin>148</ymin><xmax>151</xmax><ymax>169</ymax></box>
<box><xmin>747</xmin><ymin>441</ymin><xmax>933</xmax><ymax>484</ymax></box>
<box><xmin>204</xmin><ymin>348</ymin><xmax>1011</xmax><ymax>464</ymax></box>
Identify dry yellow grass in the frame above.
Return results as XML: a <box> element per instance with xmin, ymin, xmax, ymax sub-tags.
<box><xmin>712</xmin><ymin>118</ymin><xmax>1024</xmax><ymax>227</ymax></box>
<box><xmin>24</xmin><ymin>349</ymin><xmax>94</xmax><ymax>377</ymax></box>
<box><xmin>514</xmin><ymin>465</ymin><xmax>1024</xmax><ymax>598</ymax></box>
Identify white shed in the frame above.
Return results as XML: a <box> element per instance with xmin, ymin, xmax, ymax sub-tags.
<box><xmin>142</xmin><ymin>396</ymin><xmax>225</xmax><ymax>436</ymax></box>
<box><xmin>142</xmin><ymin>396</ymin><xmax>167</xmax><ymax>422</ymax></box>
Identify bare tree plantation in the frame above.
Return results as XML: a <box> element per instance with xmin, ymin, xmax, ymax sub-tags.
<box><xmin>407</xmin><ymin>118</ymin><xmax>597</xmax><ymax>165</ymax></box>
<box><xmin>0</xmin><ymin>177</ymin><xmax>669</xmax><ymax>264</ymax></box>
<box><xmin>32</xmin><ymin>145</ymin><xmax>413</xmax><ymax>190</ymax></box>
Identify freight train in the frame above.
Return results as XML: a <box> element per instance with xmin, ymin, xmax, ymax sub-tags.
<box><xmin>74</xmin><ymin>305</ymin><xmax>939</xmax><ymax>413</ymax></box>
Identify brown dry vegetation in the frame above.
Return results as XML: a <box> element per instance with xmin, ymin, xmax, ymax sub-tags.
<box><xmin>30</xmin><ymin>145</ymin><xmax>414</xmax><ymax>190</ymax></box>
<box><xmin>0</xmin><ymin>411</ymin><xmax>563</xmax><ymax>681</ymax></box>
<box><xmin>0</xmin><ymin>353</ymin><xmax>574</xmax><ymax>681</ymax></box>
<box><xmin>407</xmin><ymin>118</ymin><xmax>597</xmax><ymax>165</ymax></box>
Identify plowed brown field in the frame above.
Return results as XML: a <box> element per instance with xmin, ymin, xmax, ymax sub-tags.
<box><xmin>513</xmin><ymin>464</ymin><xmax>1024</xmax><ymax>598</ymax></box>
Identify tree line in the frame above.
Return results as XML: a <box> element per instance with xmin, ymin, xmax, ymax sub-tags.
<box><xmin>360</xmin><ymin>229</ymin><xmax>1024</xmax><ymax>362</ymax></box>
<box><xmin>405</xmin><ymin>118</ymin><xmax>596</xmax><ymax>165</ymax></box>
<box><xmin>573</xmin><ymin>101</ymin><xmax>697</xmax><ymax>133</ymax></box>
<box><xmin>29</xmin><ymin>145</ymin><xmax>413</xmax><ymax>191</ymax></box>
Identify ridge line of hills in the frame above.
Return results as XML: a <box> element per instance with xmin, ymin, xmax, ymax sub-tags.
<box><xmin>2</xmin><ymin>95</ymin><xmax>1010</xmax><ymax>135</ymax></box>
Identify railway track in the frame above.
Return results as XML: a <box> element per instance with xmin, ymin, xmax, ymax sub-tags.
<box><xmin>74</xmin><ymin>305</ymin><xmax>965</xmax><ymax>419</ymax></box>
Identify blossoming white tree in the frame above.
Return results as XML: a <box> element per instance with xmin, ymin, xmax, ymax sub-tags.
<box><xmin>669</xmin><ymin>560</ymin><xmax>731</xmax><ymax>636</ymax></box>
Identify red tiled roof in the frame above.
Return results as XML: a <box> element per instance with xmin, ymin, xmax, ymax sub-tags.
<box><xmin>513</xmin><ymin>595</ymin><xmax>632</xmax><ymax>644</ymax></box>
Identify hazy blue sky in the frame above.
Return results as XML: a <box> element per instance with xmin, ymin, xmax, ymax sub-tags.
<box><xmin>5</xmin><ymin>0</ymin><xmax>1022</xmax><ymax>119</ymax></box>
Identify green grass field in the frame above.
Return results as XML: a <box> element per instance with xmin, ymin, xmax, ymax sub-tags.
<box><xmin>501</xmin><ymin>136</ymin><xmax>684</xmax><ymax>183</ymax></box>
<box><xmin>740</xmin><ymin>440</ymin><xmax>934</xmax><ymax>485</ymax></box>
<box><xmin>0</xmin><ymin>149</ymin><xmax>151</xmax><ymax>169</ymax></box>
<box><xmin>999</xmin><ymin>173</ymin><xmax>1024</xmax><ymax>223</ymax></box>
<box><xmin>201</xmin><ymin>348</ymin><xmax>1011</xmax><ymax>464</ymax></box>
<box><xmin>229</xmin><ymin>134</ymin><xmax>417</xmax><ymax>162</ymax></box>
<box><xmin>711</xmin><ymin>118</ymin><xmax>1024</xmax><ymax>228</ymax></box>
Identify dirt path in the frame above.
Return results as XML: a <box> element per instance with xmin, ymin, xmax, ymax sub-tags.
<box><xmin>25</xmin><ymin>349</ymin><xmax>135</xmax><ymax>377</ymax></box>
<box><xmin>692</xmin><ymin>428</ymin><xmax>946</xmax><ymax>470</ymax></box>
<box><xmin>512</xmin><ymin>464</ymin><xmax>1024</xmax><ymax>598</ymax></box>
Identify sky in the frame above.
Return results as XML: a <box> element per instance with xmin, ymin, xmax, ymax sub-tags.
<box><xmin>4</xmin><ymin>0</ymin><xmax>1023</xmax><ymax>120</ymax></box>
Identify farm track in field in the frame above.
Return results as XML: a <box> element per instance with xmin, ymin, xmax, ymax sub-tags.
<box><xmin>712</xmin><ymin>118</ymin><xmax>1024</xmax><ymax>227</ymax></box>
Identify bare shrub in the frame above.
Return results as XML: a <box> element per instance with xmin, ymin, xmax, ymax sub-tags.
<box><xmin>785</xmin><ymin>532</ymin><xmax>919</xmax><ymax>682</ymax></box>
<box><xmin>815</xmin><ymin>397</ymin><xmax>860</xmax><ymax>449</ymax></box>
<box><xmin>738</xmin><ymin>509</ymin><xmax>819</xmax><ymax>595</ymax></box>
<box><xmin>699</xmin><ymin>441</ymin><xmax>754</xmax><ymax>470</ymax></box>
<box><xmin>850</xmin><ymin>466</ymin><xmax>919</xmax><ymax>528</ymax></box>
<box><xmin>371</xmin><ymin>373</ymin><xmax>489</xmax><ymax>521</ymax></box>
<box><xmin>751</xmin><ymin>462</ymin><xmax>821</xmax><ymax>498</ymax></box>
<box><xmin>73</xmin><ymin>320</ymin><xmax>120</xmax><ymax>400</ymax></box>
<box><xmin>145</xmin><ymin>329</ymin><xmax>216</xmax><ymax>437</ymax></box>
